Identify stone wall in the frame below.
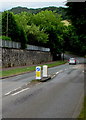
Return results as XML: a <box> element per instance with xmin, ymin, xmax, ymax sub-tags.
<box><xmin>2</xmin><ymin>48</ymin><xmax>53</xmax><ymax>68</ymax></box>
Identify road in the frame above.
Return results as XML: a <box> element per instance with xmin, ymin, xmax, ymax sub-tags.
<box><xmin>1</xmin><ymin>56</ymin><xmax>85</xmax><ymax>118</ymax></box>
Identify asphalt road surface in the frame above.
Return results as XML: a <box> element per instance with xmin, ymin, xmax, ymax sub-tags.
<box><xmin>1</xmin><ymin>58</ymin><xmax>84</xmax><ymax>118</ymax></box>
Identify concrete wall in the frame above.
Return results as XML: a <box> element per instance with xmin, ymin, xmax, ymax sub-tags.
<box><xmin>2</xmin><ymin>48</ymin><xmax>53</xmax><ymax>68</ymax></box>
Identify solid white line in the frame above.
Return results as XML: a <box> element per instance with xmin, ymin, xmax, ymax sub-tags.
<box><xmin>11</xmin><ymin>88</ymin><xmax>30</xmax><ymax>96</ymax></box>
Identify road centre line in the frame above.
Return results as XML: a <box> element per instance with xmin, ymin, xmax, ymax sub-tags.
<box><xmin>11</xmin><ymin>88</ymin><xmax>30</xmax><ymax>96</ymax></box>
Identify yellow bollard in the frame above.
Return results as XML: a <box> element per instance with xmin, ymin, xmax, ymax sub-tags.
<box><xmin>36</xmin><ymin>66</ymin><xmax>41</xmax><ymax>80</ymax></box>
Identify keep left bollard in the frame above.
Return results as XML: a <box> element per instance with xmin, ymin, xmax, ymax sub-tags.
<box><xmin>36</xmin><ymin>66</ymin><xmax>41</xmax><ymax>80</ymax></box>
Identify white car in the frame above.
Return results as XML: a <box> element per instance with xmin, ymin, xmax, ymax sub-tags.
<box><xmin>69</xmin><ymin>58</ymin><xmax>76</xmax><ymax>65</ymax></box>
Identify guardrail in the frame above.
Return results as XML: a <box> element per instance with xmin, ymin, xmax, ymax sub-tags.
<box><xmin>0</xmin><ymin>39</ymin><xmax>50</xmax><ymax>52</ymax></box>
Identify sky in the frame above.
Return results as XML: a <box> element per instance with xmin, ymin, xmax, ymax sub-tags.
<box><xmin>0</xmin><ymin>0</ymin><xmax>67</xmax><ymax>12</ymax></box>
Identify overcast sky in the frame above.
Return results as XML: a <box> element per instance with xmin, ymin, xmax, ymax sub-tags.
<box><xmin>0</xmin><ymin>0</ymin><xmax>67</xmax><ymax>12</ymax></box>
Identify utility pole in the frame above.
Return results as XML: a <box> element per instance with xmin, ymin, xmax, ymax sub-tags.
<box><xmin>6</xmin><ymin>11</ymin><xmax>8</xmax><ymax>36</ymax></box>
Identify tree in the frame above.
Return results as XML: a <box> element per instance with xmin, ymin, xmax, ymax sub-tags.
<box><xmin>15</xmin><ymin>12</ymin><xmax>48</xmax><ymax>46</ymax></box>
<box><xmin>2</xmin><ymin>11</ymin><xmax>27</xmax><ymax>48</ymax></box>
<box><xmin>0</xmin><ymin>12</ymin><xmax>2</xmax><ymax>36</ymax></box>
<box><xmin>26</xmin><ymin>24</ymin><xmax>48</xmax><ymax>46</ymax></box>
<box><xmin>66</xmin><ymin>2</ymin><xmax>86</xmax><ymax>55</ymax></box>
<box><xmin>32</xmin><ymin>10</ymin><xmax>65</xmax><ymax>60</ymax></box>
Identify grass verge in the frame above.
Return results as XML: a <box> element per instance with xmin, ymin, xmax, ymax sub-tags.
<box><xmin>78</xmin><ymin>96</ymin><xmax>86</xmax><ymax>119</ymax></box>
<box><xmin>1</xmin><ymin>60</ymin><xmax>66</xmax><ymax>78</ymax></box>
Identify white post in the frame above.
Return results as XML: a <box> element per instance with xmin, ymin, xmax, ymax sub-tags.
<box><xmin>36</xmin><ymin>66</ymin><xmax>41</xmax><ymax>80</ymax></box>
<box><xmin>43</xmin><ymin>65</ymin><xmax>48</xmax><ymax>77</ymax></box>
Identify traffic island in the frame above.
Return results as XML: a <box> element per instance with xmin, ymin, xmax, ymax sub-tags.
<box><xmin>40</xmin><ymin>76</ymin><xmax>51</xmax><ymax>82</ymax></box>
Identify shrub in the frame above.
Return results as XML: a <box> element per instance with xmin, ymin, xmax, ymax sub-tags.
<box><xmin>0</xmin><ymin>36</ymin><xmax>12</xmax><ymax>41</ymax></box>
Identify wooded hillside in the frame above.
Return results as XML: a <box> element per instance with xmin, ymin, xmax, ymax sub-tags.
<box><xmin>9</xmin><ymin>6</ymin><xmax>68</xmax><ymax>20</ymax></box>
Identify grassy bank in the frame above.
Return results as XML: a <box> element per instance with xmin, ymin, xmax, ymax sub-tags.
<box><xmin>0</xmin><ymin>60</ymin><xmax>66</xmax><ymax>78</ymax></box>
<box><xmin>79</xmin><ymin>96</ymin><xmax>86</xmax><ymax>119</ymax></box>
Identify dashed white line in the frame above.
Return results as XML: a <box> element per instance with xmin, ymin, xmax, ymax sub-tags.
<box><xmin>11</xmin><ymin>88</ymin><xmax>30</xmax><ymax>96</ymax></box>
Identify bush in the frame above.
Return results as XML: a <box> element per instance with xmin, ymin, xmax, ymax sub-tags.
<box><xmin>0</xmin><ymin>36</ymin><xmax>12</xmax><ymax>41</ymax></box>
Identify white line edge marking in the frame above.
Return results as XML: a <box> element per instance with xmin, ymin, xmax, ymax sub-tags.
<box><xmin>11</xmin><ymin>88</ymin><xmax>30</xmax><ymax>96</ymax></box>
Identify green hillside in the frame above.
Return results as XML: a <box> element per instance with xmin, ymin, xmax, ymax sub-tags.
<box><xmin>9</xmin><ymin>6</ymin><xmax>68</xmax><ymax>20</ymax></box>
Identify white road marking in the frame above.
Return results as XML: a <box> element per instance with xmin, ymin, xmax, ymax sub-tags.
<box><xmin>14</xmin><ymin>87</ymin><xmax>21</xmax><ymax>91</ymax></box>
<box><xmin>5</xmin><ymin>91</ymin><xmax>12</xmax><ymax>96</ymax></box>
<box><xmin>11</xmin><ymin>88</ymin><xmax>30</xmax><ymax>96</ymax></box>
<box><xmin>5</xmin><ymin>87</ymin><xmax>22</xmax><ymax>96</ymax></box>
<box><xmin>51</xmin><ymin>75</ymin><xmax>56</xmax><ymax>79</ymax></box>
<box><xmin>56</xmin><ymin>72</ymin><xmax>59</xmax><ymax>74</ymax></box>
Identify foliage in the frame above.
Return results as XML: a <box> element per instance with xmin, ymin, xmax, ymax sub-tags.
<box><xmin>2</xmin><ymin>9</ymin><xmax>72</xmax><ymax>59</ymax></box>
<box><xmin>0</xmin><ymin>12</ymin><xmax>2</xmax><ymax>35</ymax></box>
<box><xmin>2</xmin><ymin>11</ymin><xmax>26</xmax><ymax>48</ymax></box>
<box><xmin>66</xmin><ymin>2</ymin><xmax>86</xmax><ymax>55</ymax></box>
<box><xmin>0</xmin><ymin>35</ymin><xmax>11</xmax><ymax>40</ymax></box>
<box><xmin>15</xmin><ymin>12</ymin><xmax>48</xmax><ymax>46</ymax></box>
<box><xmin>32</xmin><ymin>10</ymin><xmax>65</xmax><ymax>60</ymax></box>
<box><xmin>26</xmin><ymin>24</ymin><xmax>48</xmax><ymax>46</ymax></box>
<box><xmin>9</xmin><ymin>6</ymin><xmax>68</xmax><ymax>20</ymax></box>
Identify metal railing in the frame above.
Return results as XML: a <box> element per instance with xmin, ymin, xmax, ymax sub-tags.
<box><xmin>0</xmin><ymin>39</ymin><xmax>21</xmax><ymax>48</ymax></box>
<box><xmin>26</xmin><ymin>45</ymin><xmax>50</xmax><ymax>52</ymax></box>
<box><xmin>0</xmin><ymin>39</ymin><xmax>50</xmax><ymax>52</ymax></box>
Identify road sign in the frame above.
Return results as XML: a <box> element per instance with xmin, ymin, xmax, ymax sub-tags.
<box><xmin>36</xmin><ymin>66</ymin><xmax>41</xmax><ymax>80</ymax></box>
